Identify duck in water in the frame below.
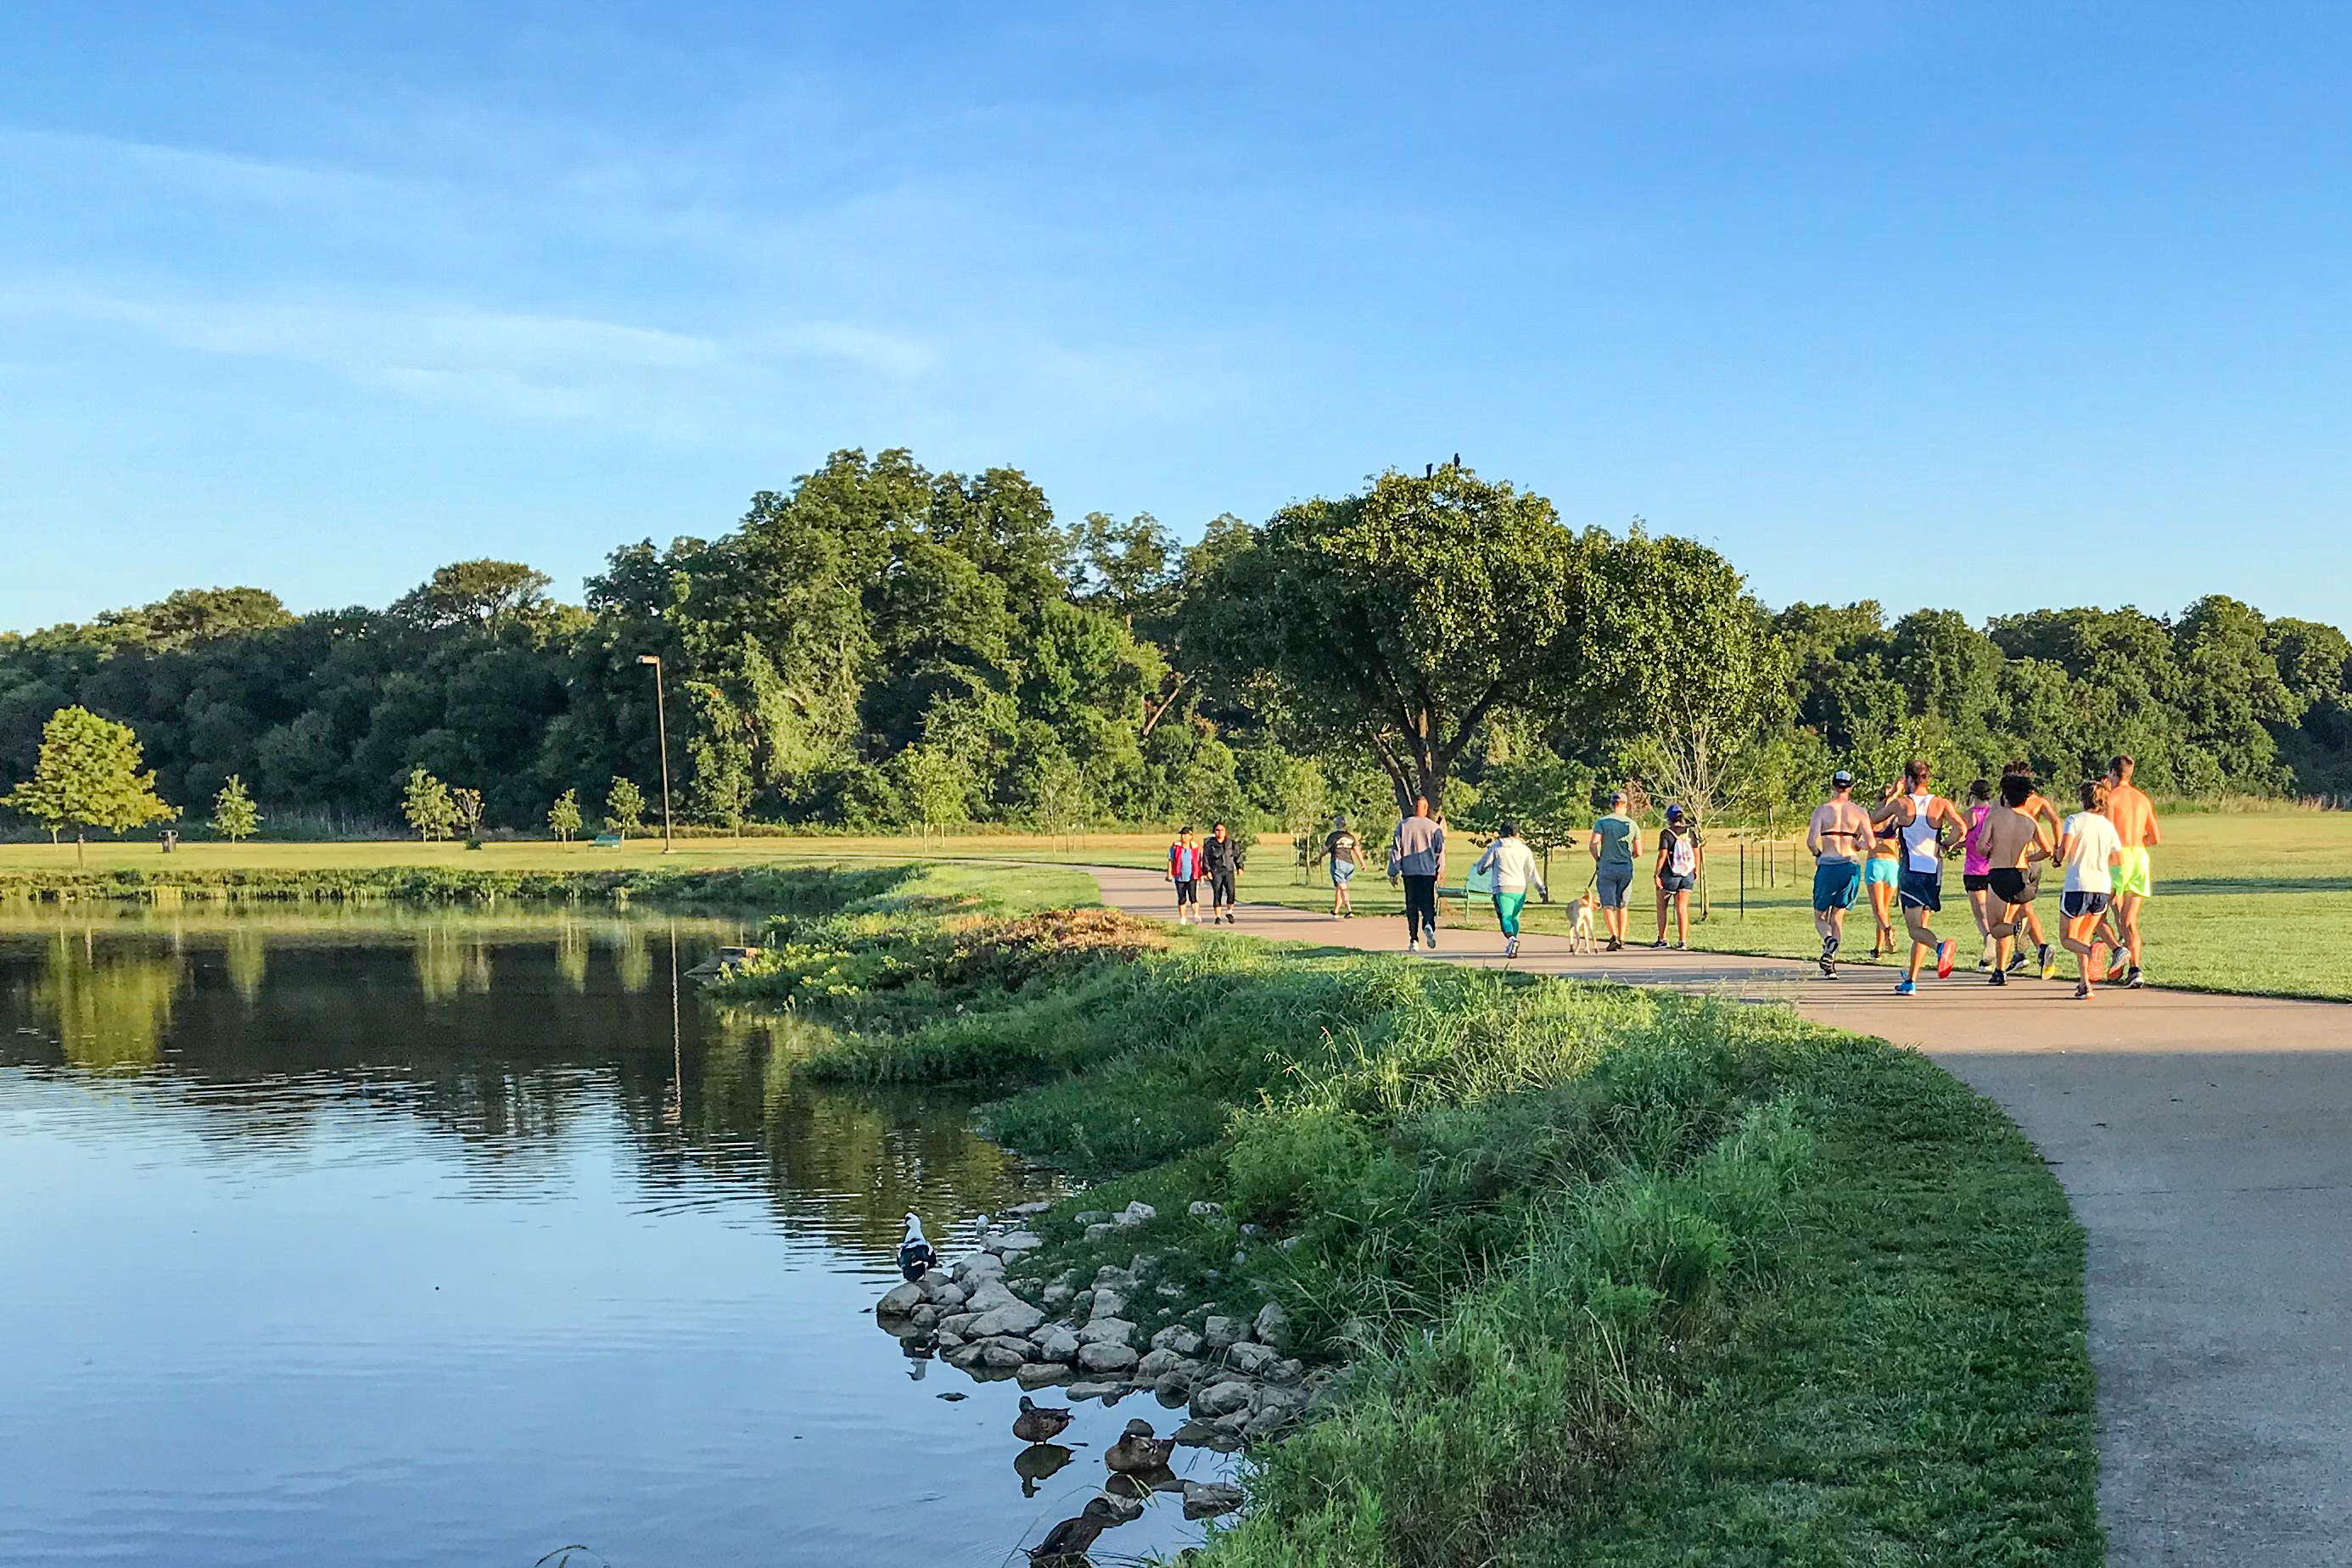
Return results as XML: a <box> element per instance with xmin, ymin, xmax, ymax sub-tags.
<box><xmin>898</xmin><ymin>1212</ymin><xmax>938</xmax><ymax>1282</ymax></box>
<box><xmin>1105</xmin><ymin>1419</ymin><xmax>1178</xmax><ymax>1474</ymax></box>
<box><xmin>1012</xmin><ymin>1396</ymin><xmax>1073</xmax><ymax>1444</ymax></box>
<box><xmin>1028</xmin><ymin>1497</ymin><xmax>1119</xmax><ymax>1564</ymax></box>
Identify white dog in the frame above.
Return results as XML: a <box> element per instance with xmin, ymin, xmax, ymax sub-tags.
<box><xmin>1565</xmin><ymin>891</ymin><xmax>1600</xmax><ymax>955</ymax></box>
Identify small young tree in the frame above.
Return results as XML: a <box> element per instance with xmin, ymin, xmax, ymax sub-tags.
<box><xmin>210</xmin><ymin>775</ymin><xmax>261</xmax><ymax>843</ymax></box>
<box><xmin>402</xmin><ymin>768</ymin><xmax>458</xmax><ymax>841</ymax></box>
<box><xmin>548</xmin><ymin>787</ymin><xmax>582</xmax><ymax>843</ymax></box>
<box><xmin>450</xmin><ymin>787</ymin><xmax>485</xmax><ymax>846</ymax></box>
<box><xmin>896</xmin><ymin>744</ymin><xmax>971</xmax><ymax>844</ymax></box>
<box><xmin>605</xmin><ymin>776</ymin><xmax>647</xmax><ymax>841</ymax></box>
<box><xmin>2</xmin><ymin>706</ymin><xmax>178</xmax><ymax>864</ymax></box>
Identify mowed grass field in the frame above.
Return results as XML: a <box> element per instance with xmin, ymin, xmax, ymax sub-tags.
<box><xmin>1085</xmin><ymin>811</ymin><xmax>2352</xmax><ymax>1003</ymax></box>
<box><xmin>3</xmin><ymin>809</ymin><xmax>2344</xmax><ymax>999</ymax></box>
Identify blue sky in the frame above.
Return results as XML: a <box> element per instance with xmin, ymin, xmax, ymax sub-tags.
<box><xmin>4</xmin><ymin>3</ymin><xmax>2349</xmax><ymax>630</ymax></box>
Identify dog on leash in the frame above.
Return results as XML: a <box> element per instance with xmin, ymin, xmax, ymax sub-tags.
<box><xmin>1565</xmin><ymin>891</ymin><xmax>1600</xmax><ymax>954</ymax></box>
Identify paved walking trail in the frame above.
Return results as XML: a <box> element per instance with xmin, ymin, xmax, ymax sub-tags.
<box><xmin>1084</xmin><ymin>865</ymin><xmax>2352</xmax><ymax>1566</ymax></box>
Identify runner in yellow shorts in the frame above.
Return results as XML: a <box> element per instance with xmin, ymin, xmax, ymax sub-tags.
<box><xmin>2103</xmin><ymin>753</ymin><xmax>2160</xmax><ymax>988</ymax></box>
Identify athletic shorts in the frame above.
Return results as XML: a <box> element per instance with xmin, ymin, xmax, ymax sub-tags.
<box><xmin>1658</xmin><ymin>872</ymin><xmax>1694</xmax><ymax>894</ymax></box>
<box><xmin>1596</xmin><ymin>864</ymin><xmax>1633</xmax><ymax>909</ymax></box>
<box><xmin>1331</xmin><ymin>860</ymin><xmax>1356</xmax><ymax>886</ymax></box>
<box><xmin>2062</xmin><ymin>890</ymin><xmax>2112</xmax><ymax>920</ymax></box>
<box><xmin>1898</xmin><ymin>868</ymin><xmax>1942</xmax><ymax>912</ymax></box>
<box><xmin>1863</xmin><ymin>857</ymin><xmax>1899</xmax><ymax>888</ymax></box>
<box><xmin>1174</xmin><ymin>878</ymin><xmax>1199</xmax><ymax>906</ymax></box>
<box><xmin>1812</xmin><ymin>859</ymin><xmax>1862</xmax><ymax>911</ymax></box>
<box><xmin>2114</xmin><ymin>848</ymin><xmax>2153</xmax><ymax>899</ymax></box>
<box><xmin>1987</xmin><ymin>868</ymin><xmax>2030</xmax><ymax>906</ymax></box>
<box><xmin>1962</xmin><ymin>872</ymin><xmax>1991</xmax><ymax>893</ymax></box>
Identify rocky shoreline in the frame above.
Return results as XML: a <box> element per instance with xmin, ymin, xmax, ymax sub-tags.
<box><xmin>875</xmin><ymin>1200</ymin><xmax>1338</xmax><ymax>1459</ymax></box>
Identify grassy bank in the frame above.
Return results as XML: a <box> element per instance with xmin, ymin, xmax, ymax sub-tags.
<box><xmin>716</xmin><ymin>885</ymin><xmax>2099</xmax><ymax>1566</ymax></box>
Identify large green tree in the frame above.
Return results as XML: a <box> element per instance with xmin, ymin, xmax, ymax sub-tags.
<box><xmin>1190</xmin><ymin>468</ymin><xmax>1768</xmax><ymax>810</ymax></box>
<box><xmin>3</xmin><ymin>706</ymin><xmax>178</xmax><ymax>861</ymax></box>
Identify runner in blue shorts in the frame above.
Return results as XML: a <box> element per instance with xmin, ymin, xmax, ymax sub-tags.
<box><xmin>1868</xmin><ymin>759</ymin><xmax>1971</xmax><ymax>996</ymax></box>
<box><xmin>1805</xmin><ymin>769</ymin><xmax>1871</xmax><ymax>977</ymax></box>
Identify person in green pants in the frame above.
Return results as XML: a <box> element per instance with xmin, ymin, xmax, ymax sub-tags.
<box><xmin>1471</xmin><ymin>820</ymin><xmax>1550</xmax><ymax>959</ymax></box>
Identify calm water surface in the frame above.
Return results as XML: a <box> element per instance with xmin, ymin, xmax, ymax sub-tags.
<box><xmin>0</xmin><ymin>908</ymin><xmax>1222</xmax><ymax>1566</ymax></box>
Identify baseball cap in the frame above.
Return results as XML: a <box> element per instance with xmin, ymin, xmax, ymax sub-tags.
<box><xmin>1831</xmin><ymin>770</ymin><xmax>1854</xmax><ymax>787</ymax></box>
<box><xmin>1665</xmin><ymin>804</ymin><xmax>1684</xmax><ymax>821</ymax></box>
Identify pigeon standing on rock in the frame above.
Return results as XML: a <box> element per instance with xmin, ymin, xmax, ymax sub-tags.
<box><xmin>898</xmin><ymin>1212</ymin><xmax>938</xmax><ymax>1282</ymax></box>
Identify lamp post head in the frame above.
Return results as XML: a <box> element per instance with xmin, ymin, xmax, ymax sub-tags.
<box><xmin>636</xmin><ymin>654</ymin><xmax>660</xmax><ymax>667</ymax></box>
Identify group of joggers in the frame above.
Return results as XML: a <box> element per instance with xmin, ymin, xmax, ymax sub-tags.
<box><xmin>1164</xmin><ymin>753</ymin><xmax>2157</xmax><ymax>1000</ymax></box>
<box><xmin>1806</xmin><ymin>753</ymin><xmax>2159</xmax><ymax>999</ymax></box>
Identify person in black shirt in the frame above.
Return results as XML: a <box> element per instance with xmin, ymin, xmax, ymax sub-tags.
<box><xmin>1201</xmin><ymin>821</ymin><xmax>1246</xmax><ymax>925</ymax></box>
<box><xmin>1323</xmin><ymin>813</ymin><xmax>1363</xmax><ymax>918</ymax></box>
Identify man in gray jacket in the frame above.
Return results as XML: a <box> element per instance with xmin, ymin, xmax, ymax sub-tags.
<box><xmin>1388</xmin><ymin>796</ymin><xmax>1446</xmax><ymax>952</ymax></box>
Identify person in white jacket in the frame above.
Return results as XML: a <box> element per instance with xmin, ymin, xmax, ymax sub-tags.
<box><xmin>1471</xmin><ymin>820</ymin><xmax>1550</xmax><ymax>958</ymax></box>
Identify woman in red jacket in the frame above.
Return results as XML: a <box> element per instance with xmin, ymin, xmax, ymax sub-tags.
<box><xmin>1167</xmin><ymin>826</ymin><xmax>1203</xmax><ymax>925</ymax></box>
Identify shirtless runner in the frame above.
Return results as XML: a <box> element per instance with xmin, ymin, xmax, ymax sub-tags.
<box><xmin>1974</xmin><ymin>775</ymin><xmax>2056</xmax><ymax>986</ymax></box>
<box><xmin>1805</xmin><ymin>769</ymin><xmax>1873</xmax><ymax>977</ymax></box>
<box><xmin>2103</xmin><ymin>753</ymin><xmax>2159</xmax><ymax>988</ymax></box>
<box><xmin>2000</xmin><ymin>759</ymin><xmax>2064</xmax><ymax>979</ymax></box>
<box><xmin>1868</xmin><ymin>758</ymin><xmax>1973</xmax><ymax>996</ymax></box>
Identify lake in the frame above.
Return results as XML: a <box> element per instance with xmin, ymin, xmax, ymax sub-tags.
<box><xmin>0</xmin><ymin>907</ymin><xmax>1225</xmax><ymax>1566</ymax></box>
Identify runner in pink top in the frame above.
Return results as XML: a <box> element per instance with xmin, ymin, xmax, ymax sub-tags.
<box><xmin>1960</xmin><ymin>779</ymin><xmax>1997</xmax><ymax>969</ymax></box>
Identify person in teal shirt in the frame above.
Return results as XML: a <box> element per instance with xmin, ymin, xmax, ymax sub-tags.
<box><xmin>1588</xmin><ymin>791</ymin><xmax>1641</xmax><ymax>951</ymax></box>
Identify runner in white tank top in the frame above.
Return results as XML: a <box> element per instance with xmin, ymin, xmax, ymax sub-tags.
<box><xmin>1867</xmin><ymin>758</ymin><xmax>1970</xmax><ymax>994</ymax></box>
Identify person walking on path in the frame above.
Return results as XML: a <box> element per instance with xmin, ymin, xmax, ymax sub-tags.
<box><xmin>1806</xmin><ymin>769</ymin><xmax>1872</xmax><ymax>977</ymax></box>
<box><xmin>1588</xmin><ymin>791</ymin><xmax>1642</xmax><ymax>952</ymax></box>
<box><xmin>1975</xmin><ymin>775</ymin><xmax>2057</xmax><ymax>986</ymax></box>
<box><xmin>1863</xmin><ymin>781</ymin><xmax>1903</xmax><ymax>958</ymax></box>
<box><xmin>1201</xmin><ymin>821</ymin><xmax>1245</xmax><ymax>925</ymax></box>
<box><xmin>1961</xmin><ymin>779</ymin><xmax>1997</xmax><ymax>969</ymax></box>
<box><xmin>1323</xmin><ymin>813</ymin><xmax>1364</xmax><ymax>919</ymax></box>
<box><xmin>1868</xmin><ymin>759</ymin><xmax>1970</xmax><ymax>996</ymax></box>
<box><xmin>1167</xmin><ymin>826</ymin><xmax>1203</xmax><ymax>924</ymax></box>
<box><xmin>2001</xmin><ymin>759</ymin><xmax>2065</xmax><ymax>979</ymax></box>
<box><xmin>1650</xmin><ymin>804</ymin><xmax>1702</xmax><ymax>949</ymax></box>
<box><xmin>1388</xmin><ymin>797</ymin><xmax>1446</xmax><ymax>952</ymax></box>
<box><xmin>2057</xmin><ymin>778</ymin><xmax>2127</xmax><ymax>1000</ymax></box>
<box><xmin>2104</xmin><ymin>753</ymin><xmax>2159</xmax><ymax>988</ymax></box>
<box><xmin>1471</xmin><ymin>820</ymin><xmax>1549</xmax><ymax>958</ymax></box>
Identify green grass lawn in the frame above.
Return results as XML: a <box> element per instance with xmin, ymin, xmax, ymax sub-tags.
<box><xmin>1176</xmin><ymin>810</ymin><xmax>2352</xmax><ymax>1002</ymax></box>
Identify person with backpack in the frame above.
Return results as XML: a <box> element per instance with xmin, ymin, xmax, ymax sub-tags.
<box><xmin>1166</xmin><ymin>826</ymin><xmax>1203</xmax><ymax>925</ymax></box>
<box><xmin>1650</xmin><ymin>804</ymin><xmax>1702</xmax><ymax>949</ymax></box>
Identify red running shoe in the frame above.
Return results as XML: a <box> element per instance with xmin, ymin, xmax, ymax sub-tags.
<box><xmin>1935</xmin><ymin>939</ymin><xmax>1957</xmax><ymax>979</ymax></box>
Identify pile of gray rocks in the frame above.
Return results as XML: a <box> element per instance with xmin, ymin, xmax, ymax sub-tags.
<box><xmin>875</xmin><ymin>1200</ymin><xmax>1336</xmax><ymax>1451</ymax></box>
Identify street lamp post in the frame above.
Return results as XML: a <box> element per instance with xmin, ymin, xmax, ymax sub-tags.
<box><xmin>636</xmin><ymin>653</ymin><xmax>674</xmax><ymax>853</ymax></box>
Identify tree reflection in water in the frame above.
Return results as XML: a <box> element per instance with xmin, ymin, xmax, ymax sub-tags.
<box><xmin>0</xmin><ymin>907</ymin><xmax>1049</xmax><ymax>1250</ymax></box>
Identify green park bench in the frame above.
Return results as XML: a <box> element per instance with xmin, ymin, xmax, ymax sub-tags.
<box><xmin>591</xmin><ymin>833</ymin><xmax>623</xmax><ymax>848</ymax></box>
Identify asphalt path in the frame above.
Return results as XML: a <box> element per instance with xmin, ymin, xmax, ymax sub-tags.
<box><xmin>1084</xmin><ymin>863</ymin><xmax>2352</xmax><ymax>1567</ymax></box>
